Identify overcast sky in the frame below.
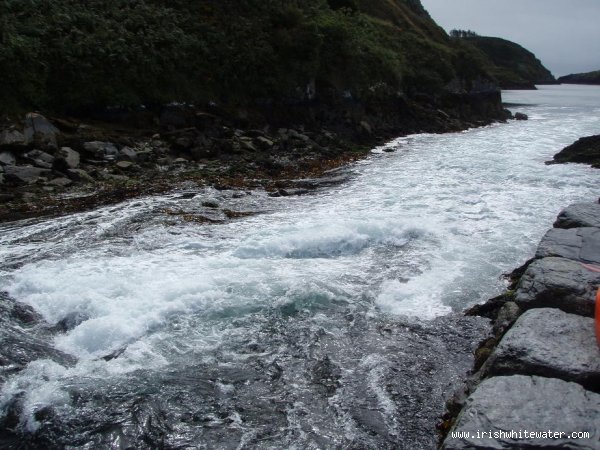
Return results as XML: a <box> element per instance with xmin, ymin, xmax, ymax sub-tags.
<box><xmin>420</xmin><ymin>0</ymin><xmax>600</xmax><ymax>77</ymax></box>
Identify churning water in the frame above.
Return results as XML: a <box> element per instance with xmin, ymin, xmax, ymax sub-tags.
<box><xmin>1</xmin><ymin>85</ymin><xmax>599</xmax><ymax>449</ymax></box>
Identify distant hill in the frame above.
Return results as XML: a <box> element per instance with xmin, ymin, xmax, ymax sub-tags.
<box><xmin>450</xmin><ymin>31</ymin><xmax>556</xmax><ymax>90</ymax></box>
<box><xmin>558</xmin><ymin>70</ymin><xmax>600</xmax><ymax>85</ymax></box>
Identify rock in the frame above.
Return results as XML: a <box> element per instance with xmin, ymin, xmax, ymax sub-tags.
<box><xmin>3</xmin><ymin>165</ymin><xmax>51</xmax><ymax>184</ymax></box>
<box><xmin>514</xmin><ymin>112</ymin><xmax>528</xmax><ymax>120</ymax></box>
<box><xmin>83</xmin><ymin>141</ymin><xmax>119</xmax><ymax>160</ymax></box>
<box><xmin>24</xmin><ymin>149</ymin><xmax>55</xmax><ymax>168</ymax></box>
<box><xmin>254</xmin><ymin>136</ymin><xmax>274</xmax><ymax>149</ymax></box>
<box><xmin>484</xmin><ymin>309</ymin><xmax>600</xmax><ymax>391</ymax></box>
<box><xmin>0</xmin><ymin>128</ymin><xmax>26</xmax><ymax>148</ymax></box>
<box><xmin>0</xmin><ymin>151</ymin><xmax>16</xmax><ymax>166</ymax></box>
<box><xmin>515</xmin><ymin>257</ymin><xmax>600</xmax><ymax>317</ymax></box>
<box><xmin>119</xmin><ymin>146</ymin><xmax>138</xmax><ymax>162</ymax></box>
<box><xmin>67</xmin><ymin>168</ymin><xmax>94</xmax><ymax>183</ymax></box>
<box><xmin>202</xmin><ymin>200</ymin><xmax>219</xmax><ymax>208</ymax></box>
<box><xmin>134</xmin><ymin>150</ymin><xmax>153</xmax><ymax>163</ymax></box>
<box><xmin>536</xmin><ymin>227</ymin><xmax>600</xmax><ymax>265</ymax></box>
<box><xmin>492</xmin><ymin>301</ymin><xmax>521</xmax><ymax>335</ymax></box>
<box><xmin>47</xmin><ymin>177</ymin><xmax>73</xmax><ymax>187</ymax></box>
<box><xmin>23</xmin><ymin>113</ymin><xmax>60</xmax><ymax>149</ymax></box>
<box><xmin>443</xmin><ymin>375</ymin><xmax>600</xmax><ymax>449</ymax></box>
<box><xmin>550</xmin><ymin>134</ymin><xmax>600</xmax><ymax>168</ymax></box>
<box><xmin>115</xmin><ymin>161</ymin><xmax>134</xmax><ymax>170</ymax></box>
<box><xmin>554</xmin><ymin>203</ymin><xmax>600</xmax><ymax>229</ymax></box>
<box><xmin>239</xmin><ymin>138</ymin><xmax>258</xmax><ymax>152</ymax></box>
<box><xmin>57</xmin><ymin>147</ymin><xmax>80</xmax><ymax>169</ymax></box>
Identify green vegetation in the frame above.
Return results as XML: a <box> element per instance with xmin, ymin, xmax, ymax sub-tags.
<box><xmin>558</xmin><ymin>70</ymin><xmax>600</xmax><ymax>85</ymax></box>
<box><xmin>0</xmin><ymin>0</ymin><xmax>497</xmax><ymax>114</ymax></box>
<box><xmin>450</xmin><ymin>31</ymin><xmax>555</xmax><ymax>89</ymax></box>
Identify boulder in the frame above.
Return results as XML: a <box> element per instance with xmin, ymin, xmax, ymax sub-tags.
<box><xmin>24</xmin><ymin>149</ymin><xmax>55</xmax><ymax>168</ymax></box>
<box><xmin>536</xmin><ymin>227</ymin><xmax>600</xmax><ymax>265</ymax></box>
<box><xmin>119</xmin><ymin>146</ymin><xmax>138</xmax><ymax>162</ymax></box>
<box><xmin>484</xmin><ymin>309</ymin><xmax>600</xmax><ymax>391</ymax></box>
<box><xmin>83</xmin><ymin>141</ymin><xmax>119</xmax><ymax>160</ymax></box>
<box><xmin>554</xmin><ymin>203</ymin><xmax>600</xmax><ymax>229</ymax></box>
<box><xmin>3</xmin><ymin>165</ymin><xmax>51</xmax><ymax>184</ymax></box>
<box><xmin>515</xmin><ymin>257</ymin><xmax>599</xmax><ymax>317</ymax></box>
<box><xmin>443</xmin><ymin>375</ymin><xmax>600</xmax><ymax>449</ymax></box>
<box><xmin>0</xmin><ymin>151</ymin><xmax>16</xmax><ymax>166</ymax></box>
<box><xmin>57</xmin><ymin>147</ymin><xmax>80</xmax><ymax>169</ymax></box>
<box><xmin>254</xmin><ymin>136</ymin><xmax>274</xmax><ymax>149</ymax></box>
<box><xmin>23</xmin><ymin>113</ymin><xmax>60</xmax><ymax>149</ymax></box>
<box><xmin>0</xmin><ymin>128</ymin><xmax>26</xmax><ymax>148</ymax></box>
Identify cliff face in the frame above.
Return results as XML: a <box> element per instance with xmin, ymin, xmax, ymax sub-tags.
<box><xmin>558</xmin><ymin>70</ymin><xmax>600</xmax><ymax>86</ymax></box>
<box><xmin>0</xmin><ymin>0</ymin><xmax>511</xmax><ymax>136</ymax></box>
<box><xmin>454</xmin><ymin>34</ymin><xmax>556</xmax><ymax>89</ymax></box>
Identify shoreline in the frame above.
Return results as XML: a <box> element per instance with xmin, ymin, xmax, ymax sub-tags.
<box><xmin>0</xmin><ymin>101</ymin><xmax>511</xmax><ymax>224</ymax></box>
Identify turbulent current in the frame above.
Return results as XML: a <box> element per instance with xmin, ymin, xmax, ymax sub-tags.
<box><xmin>1</xmin><ymin>86</ymin><xmax>599</xmax><ymax>449</ymax></box>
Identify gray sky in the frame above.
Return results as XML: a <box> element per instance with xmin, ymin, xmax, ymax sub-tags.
<box><xmin>420</xmin><ymin>0</ymin><xmax>600</xmax><ymax>77</ymax></box>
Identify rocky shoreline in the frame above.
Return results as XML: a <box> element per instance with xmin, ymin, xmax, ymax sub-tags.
<box><xmin>0</xmin><ymin>94</ymin><xmax>514</xmax><ymax>224</ymax></box>
<box><xmin>440</xmin><ymin>201</ymin><xmax>600</xmax><ymax>449</ymax></box>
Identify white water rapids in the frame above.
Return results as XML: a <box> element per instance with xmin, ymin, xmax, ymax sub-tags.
<box><xmin>0</xmin><ymin>85</ymin><xmax>599</xmax><ymax>447</ymax></box>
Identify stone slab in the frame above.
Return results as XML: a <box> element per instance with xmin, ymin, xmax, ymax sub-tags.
<box><xmin>555</xmin><ymin>203</ymin><xmax>600</xmax><ymax>229</ymax></box>
<box><xmin>515</xmin><ymin>257</ymin><xmax>599</xmax><ymax>317</ymax></box>
<box><xmin>443</xmin><ymin>375</ymin><xmax>600</xmax><ymax>449</ymax></box>
<box><xmin>536</xmin><ymin>227</ymin><xmax>600</xmax><ymax>265</ymax></box>
<box><xmin>484</xmin><ymin>308</ymin><xmax>600</xmax><ymax>391</ymax></box>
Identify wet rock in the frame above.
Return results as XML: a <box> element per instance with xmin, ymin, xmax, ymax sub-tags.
<box><xmin>84</xmin><ymin>141</ymin><xmax>119</xmax><ymax>161</ymax></box>
<box><xmin>483</xmin><ymin>309</ymin><xmax>600</xmax><ymax>391</ymax></box>
<box><xmin>135</xmin><ymin>150</ymin><xmax>153</xmax><ymax>163</ymax></box>
<box><xmin>0</xmin><ymin>151</ymin><xmax>16</xmax><ymax>166</ymax></box>
<box><xmin>24</xmin><ymin>113</ymin><xmax>60</xmax><ymax>149</ymax></box>
<box><xmin>51</xmin><ymin>312</ymin><xmax>89</xmax><ymax>333</ymax></box>
<box><xmin>57</xmin><ymin>147</ymin><xmax>80</xmax><ymax>169</ymax></box>
<box><xmin>515</xmin><ymin>257</ymin><xmax>599</xmax><ymax>317</ymax></box>
<box><xmin>4</xmin><ymin>165</ymin><xmax>51</xmax><ymax>184</ymax></box>
<box><xmin>554</xmin><ymin>202</ymin><xmax>600</xmax><ymax>229</ymax></box>
<box><xmin>443</xmin><ymin>375</ymin><xmax>600</xmax><ymax>450</ymax></box>
<box><xmin>67</xmin><ymin>168</ymin><xmax>94</xmax><ymax>183</ymax></box>
<box><xmin>536</xmin><ymin>227</ymin><xmax>600</xmax><ymax>264</ymax></box>
<box><xmin>47</xmin><ymin>177</ymin><xmax>73</xmax><ymax>187</ymax></box>
<box><xmin>0</xmin><ymin>128</ymin><xmax>26</xmax><ymax>148</ymax></box>
<box><xmin>550</xmin><ymin>134</ymin><xmax>600</xmax><ymax>168</ymax></box>
<box><xmin>514</xmin><ymin>112</ymin><xmax>528</xmax><ymax>120</ymax></box>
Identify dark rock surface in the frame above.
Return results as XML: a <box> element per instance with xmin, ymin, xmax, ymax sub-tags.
<box><xmin>514</xmin><ymin>256</ymin><xmax>599</xmax><ymax>316</ymax></box>
<box><xmin>555</xmin><ymin>202</ymin><xmax>600</xmax><ymax>229</ymax></box>
<box><xmin>4</xmin><ymin>165</ymin><xmax>52</xmax><ymax>185</ymax></box>
<box><xmin>536</xmin><ymin>227</ymin><xmax>600</xmax><ymax>264</ymax></box>
<box><xmin>443</xmin><ymin>375</ymin><xmax>600</xmax><ymax>450</ymax></box>
<box><xmin>550</xmin><ymin>134</ymin><xmax>600</xmax><ymax>168</ymax></box>
<box><xmin>483</xmin><ymin>308</ymin><xmax>600</xmax><ymax>391</ymax></box>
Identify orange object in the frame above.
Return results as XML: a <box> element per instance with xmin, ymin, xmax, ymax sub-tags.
<box><xmin>596</xmin><ymin>288</ymin><xmax>600</xmax><ymax>348</ymax></box>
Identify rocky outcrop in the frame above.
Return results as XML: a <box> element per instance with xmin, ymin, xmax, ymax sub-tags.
<box><xmin>558</xmin><ymin>70</ymin><xmax>600</xmax><ymax>86</ymax></box>
<box><xmin>550</xmin><ymin>134</ymin><xmax>600</xmax><ymax>168</ymax></box>
<box><xmin>442</xmin><ymin>201</ymin><xmax>600</xmax><ymax>449</ymax></box>
<box><xmin>443</xmin><ymin>376</ymin><xmax>600</xmax><ymax>450</ymax></box>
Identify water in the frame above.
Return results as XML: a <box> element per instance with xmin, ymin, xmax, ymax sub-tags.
<box><xmin>0</xmin><ymin>85</ymin><xmax>599</xmax><ymax>449</ymax></box>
